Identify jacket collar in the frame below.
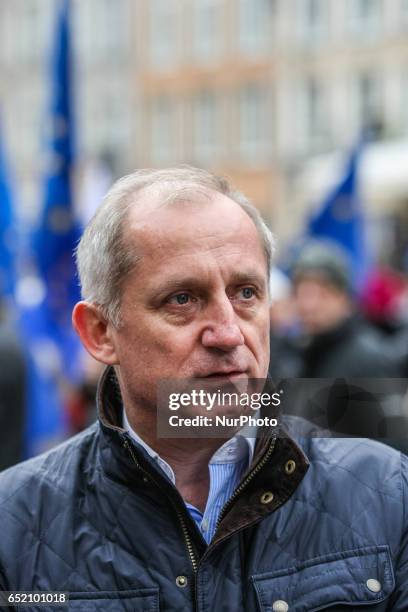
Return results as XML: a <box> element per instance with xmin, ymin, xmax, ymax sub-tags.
<box><xmin>96</xmin><ymin>366</ymin><xmax>310</xmax><ymax>549</ymax></box>
<box><xmin>303</xmin><ymin>314</ymin><xmax>357</xmax><ymax>354</ymax></box>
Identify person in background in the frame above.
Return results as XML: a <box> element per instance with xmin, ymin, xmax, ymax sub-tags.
<box><xmin>65</xmin><ymin>354</ymin><xmax>104</xmax><ymax>434</ymax></box>
<box><xmin>0</xmin><ymin>302</ymin><xmax>26</xmax><ymax>471</ymax></box>
<box><xmin>360</xmin><ymin>267</ymin><xmax>408</xmax><ymax>377</ymax></box>
<box><xmin>360</xmin><ymin>266</ymin><xmax>407</xmax><ymax>336</ymax></box>
<box><xmin>291</xmin><ymin>242</ymin><xmax>401</xmax><ymax>378</ymax></box>
<box><xmin>268</xmin><ymin>268</ymin><xmax>302</xmax><ymax>380</ymax></box>
<box><xmin>278</xmin><ymin>242</ymin><xmax>407</xmax><ymax>447</ymax></box>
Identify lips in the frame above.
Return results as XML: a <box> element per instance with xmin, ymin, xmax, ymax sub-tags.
<box><xmin>200</xmin><ymin>369</ymin><xmax>247</xmax><ymax>378</ymax></box>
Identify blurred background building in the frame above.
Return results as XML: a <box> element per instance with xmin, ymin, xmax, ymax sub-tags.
<box><xmin>0</xmin><ymin>0</ymin><xmax>135</xmax><ymax>226</ymax></box>
<box><xmin>0</xmin><ymin>0</ymin><xmax>406</xmax><ymax>462</ymax></box>
<box><xmin>0</xmin><ymin>0</ymin><xmax>407</xmax><ymax>267</ymax></box>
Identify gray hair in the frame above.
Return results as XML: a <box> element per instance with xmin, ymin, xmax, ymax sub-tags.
<box><xmin>76</xmin><ymin>166</ymin><xmax>276</xmax><ymax>327</ymax></box>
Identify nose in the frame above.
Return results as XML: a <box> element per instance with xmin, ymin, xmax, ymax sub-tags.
<box><xmin>201</xmin><ymin>296</ymin><xmax>244</xmax><ymax>351</ymax></box>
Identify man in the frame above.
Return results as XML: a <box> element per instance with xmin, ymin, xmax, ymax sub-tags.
<box><xmin>276</xmin><ymin>243</ymin><xmax>407</xmax><ymax>444</ymax></box>
<box><xmin>0</xmin><ymin>308</ymin><xmax>26</xmax><ymax>470</ymax></box>
<box><xmin>291</xmin><ymin>242</ymin><xmax>400</xmax><ymax>378</ymax></box>
<box><xmin>0</xmin><ymin>167</ymin><xmax>407</xmax><ymax>611</ymax></box>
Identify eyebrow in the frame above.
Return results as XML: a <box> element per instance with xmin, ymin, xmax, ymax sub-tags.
<box><xmin>228</xmin><ymin>271</ymin><xmax>267</xmax><ymax>288</ymax></box>
<box><xmin>151</xmin><ymin>270</ymin><xmax>267</xmax><ymax>300</ymax></box>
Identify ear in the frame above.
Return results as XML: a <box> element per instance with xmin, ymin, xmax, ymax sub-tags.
<box><xmin>72</xmin><ymin>301</ymin><xmax>119</xmax><ymax>365</ymax></box>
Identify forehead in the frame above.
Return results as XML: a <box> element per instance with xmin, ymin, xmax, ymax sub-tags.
<box><xmin>124</xmin><ymin>190</ymin><xmax>267</xmax><ymax>280</ymax></box>
<box><xmin>294</xmin><ymin>276</ymin><xmax>341</xmax><ymax>296</ymax></box>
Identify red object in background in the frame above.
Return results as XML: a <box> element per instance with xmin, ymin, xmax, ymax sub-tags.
<box><xmin>360</xmin><ymin>267</ymin><xmax>407</xmax><ymax>323</ymax></box>
<box><xmin>65</xmin><ymin>388</ymin><xmax>89</xmax><ymax>434</ymax></box>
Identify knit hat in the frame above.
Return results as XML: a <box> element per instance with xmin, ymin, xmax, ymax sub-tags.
<box><xmin>292</xmin><ymin>241</ymin><xmax>352</xmax><ymax>293</ymax></box>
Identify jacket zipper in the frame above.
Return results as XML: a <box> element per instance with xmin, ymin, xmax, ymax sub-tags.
<box><xmin>124</xmin><ymin>435</ymin><xmax>276</xmax><ymax>571</ymax></box>
<box><xmin>214</xmin><ymin>436</ymin><xmax>277</xmax><ymax>532</ymax></box>
<box><xmin>122</xmin><ymin>439</ymin><xmax>199</xmax><ymax>573</ymax></box>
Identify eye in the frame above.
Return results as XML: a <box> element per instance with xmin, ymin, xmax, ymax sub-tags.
<box><xmin>241</xmin><ymin>287</ymin><xmax>255</xmax><ymax>299</ymax></box>
<box><xmin>168</xmin><ymin>292</ymin><xmax>195</xmax><ymax>306</ymax></box>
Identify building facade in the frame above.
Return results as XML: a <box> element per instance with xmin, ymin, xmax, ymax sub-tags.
<box><xmin>133</xmin><ymin>0</ymin><xmax>408</xmax><ymax>261</ymax></box>
<box><xmin>0</xmin><ymin>0</ymin><xmax>135</xmax><ymax>224</ymax></box>
<box><xmin>0</xmin><ymin>0</ymin><xmax>407</xmax><ymax>264</ymax></box>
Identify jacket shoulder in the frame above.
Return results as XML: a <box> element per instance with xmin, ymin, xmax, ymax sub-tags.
<box><xmin>286</xmin><ymin>418</ymin><xmax>405</xmax><ymax>520</ymax></box>
<box><xmin>306</xmin><ymin>435</ymin><xmax>404</xmax><ymax>486</ymax></box>
<box><xmin>299</xmin><ymin>434</ymin><xmax>407</xmax><ymax>547</ymax></box>
<box><xmin>0</xmin><ymin>424</ymin><xmax>99</xmax><ymax>535</ymax></box>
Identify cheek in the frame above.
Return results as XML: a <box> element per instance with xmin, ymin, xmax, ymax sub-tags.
<box><xmin>245</xmin><ymin>310</ymin><xmax>270</xmax><ymax>354</ymax></box>
<box><xmin>257</xmin><ymin>305</ymin><xmax>271</xmax><ymax>335</ymax></box>
<box><xmin>134</xmin><ymin>321</ymin><xmax>199</xmax><ymax>366</ymax></box>
<box><xmin>299</xmin><ymin>298</ymin><xmax>318</xmax><ymax>317</ymax></box>
<box><xmin>259</xmin><ymin>311</ymin><xmax>272</xmax><ymax>359</ymax></box>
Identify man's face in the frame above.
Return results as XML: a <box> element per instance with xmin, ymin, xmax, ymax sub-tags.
<box><xmin>294</xmin><ymin>276</ymin><xmax>350</xmax><ymax>335</ymax></box>
<box><xmin>108</xmin><ymin>192</ymin><xmax>270</xmax><ymax>412</ymax></box>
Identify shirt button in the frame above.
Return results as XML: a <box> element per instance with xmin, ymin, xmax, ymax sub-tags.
<box><xmin>366</xmin><ymin>578</ymin><xmax>381</xmax><ymax>593</ymax></box>
<box><xmin>201</xmin><ymin>519</ymin><xmax>209</xmax><ymax>532</ymax></box>
<box><xmin>176</xmin><ymin>575</ymin><xmax>188</xmax><ymax>588</ymax></box>
<box><xmin>272</xmin><ymin>600</ymin><xmax>289</xmax><ymax>612</ymax></box>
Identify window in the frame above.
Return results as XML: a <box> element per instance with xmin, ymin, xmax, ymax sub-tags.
<box><xmin>101</xmin><ymin>89</ymin><xmax>131</xmax><ymax>160</ymax></box>
<box><xmin>192</xmin><ymin>0</ymin><xmax>219</xmax><ymax>62</ymax></box>
<box><xmin>238</xmin><ymin>0</ymin><xmax>274</xmax><ymax>56</ymax></box>
<box><xmin>193</xmin><ymin>91</ymin><xmax>218</xmax><ymax>162</ymax></box>
<box><xmin>74</xmin><ymin>0</ymin><xmax>99</xmax><ymax>62</ymax></box>
<box><xmin>79</xmin><ymin>92</ymin><xmax>105</xmax><ymax>158</ymax></box>
<box><xmin>239</xmin><ymin>85</ymin><xmax>271</xmax><ymax>162</ymax></box>
<box><xmin>149</xmin><ymin>0</ymin><xmax>179</xmax><ymax>69</ymax></box>
<box><xmin>14</xmin><ymin>89</ymin><xmax>42</xmax><ymax>163</ymax></box>
<box><xmin>97</xmin><ymin>0</ymin><xmax>129</xmax><ymax>59</ymax></box>
<box><xmin>298</xmin><ymin>0</ymin><xmax>327</xmax><ymax>43</ymax></box>
<box><xmin>0</xmin><ymin>4</ymin><xmax>12</xmax><ymax>66</ymax></box>
<box><xmin>402</xmin><ymin>0</ymin><xmax>408</xmax><ymax>23</ymax></box>
<box><xmin>17</xmin><ymin>0</ymin><xmax>47</xmax><ymax>63</ymax></box>
<box><xmin>150</xmin><ymin>96</ymin><xmax>175</xmax><ymax>164</ymax></box>
<box><xmin>402</xmin><ymin>70</ymin><xmax>408</xmax><ymax>135</ymax></box>
<box><xmin>355</xmin><ymin>72</ymin><xmax>383</xmax><ymax>137</ymax></box>
<box><xmin>350</xmin><ymin>0</ymin><xmax>382</xmax><ymax>37</ymax></box>
<box><xmin>302</xmin><ymin>76</ymin><xmax>330</xmax><ymax>152</ymax></box>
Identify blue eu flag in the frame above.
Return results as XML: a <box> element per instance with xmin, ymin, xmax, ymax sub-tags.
<box><xmin>0</xmin><ymin>120</ymin><xmax>17</xmax><ymax>301</ymax></box>
<box><xmin>22</xmin><ymin>0</ymin><xmax>82</xmax><ymax>456</ymax></box>
<box><xmin>307</xmin><ymin>144</ymin><xmax>369</xmax><ymax>289</ymax></box>
<box><xmin>32</xmin><ymin>0</ymin><xmax>82</xmax><ymax>381</ymax></box>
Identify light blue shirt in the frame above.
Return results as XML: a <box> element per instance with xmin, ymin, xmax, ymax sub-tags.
<box><xmin>123</xmin><ymin>409</ymin><xmax>255</xmax><ymax>543</ymax></box>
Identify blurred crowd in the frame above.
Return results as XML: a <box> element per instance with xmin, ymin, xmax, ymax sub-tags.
<box><xmin>269</xmin><ymin>241</ymin><xmax>408</xmax><ymax>452</ymax></box>
<box><xmin>269</xmin><ymin>242</ymin><xmax>408</xmax><ymax>380</ymax></box>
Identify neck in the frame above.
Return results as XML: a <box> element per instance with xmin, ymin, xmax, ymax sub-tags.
<box><xmin>126</xmin><ymin>409</ymin><xmax>226</xmax><ymax>512</ymax></box>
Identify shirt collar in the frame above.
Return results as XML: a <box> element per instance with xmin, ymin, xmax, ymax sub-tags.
<box><xmin>123</xmin><ymin>408</ymin><xmax>256</xmax><ymax>485</ymax></box>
